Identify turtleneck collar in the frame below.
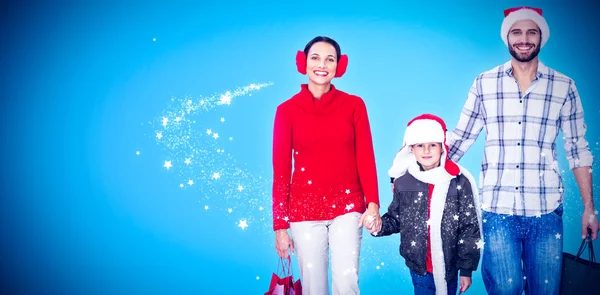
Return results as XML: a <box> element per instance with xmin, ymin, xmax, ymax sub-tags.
<box><xmin>292</xmin><ymin>83</ymin><xmax>345</xmax><ymax>115</ymax></box>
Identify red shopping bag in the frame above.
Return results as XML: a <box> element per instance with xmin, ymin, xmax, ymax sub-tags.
<box><xmin>264</xmin><ymin>257</ymin><xmax>302</xmax><ymax>295</ymax></box>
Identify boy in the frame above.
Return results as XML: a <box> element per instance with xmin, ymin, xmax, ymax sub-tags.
<box><xmin>367</xmin><ymin>114</ymin><xmax>483</xmax><ymax>295</ymax></box>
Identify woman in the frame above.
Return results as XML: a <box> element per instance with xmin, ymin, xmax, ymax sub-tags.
<box><xmin>272</xmin><ymin>36</ymin><xmax>382</xmax><ymax>295</ymax></box>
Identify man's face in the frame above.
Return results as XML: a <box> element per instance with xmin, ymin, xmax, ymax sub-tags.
<box><xmin>507</xmin><ymin>20</ymin><xmax>542</xmax><ymax>62</ymax></box>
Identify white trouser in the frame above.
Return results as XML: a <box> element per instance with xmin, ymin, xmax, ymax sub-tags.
<box><xmin>289</xmin><ymin>212</ymin><xmax>363</xmax><ymax>295</ymax></box>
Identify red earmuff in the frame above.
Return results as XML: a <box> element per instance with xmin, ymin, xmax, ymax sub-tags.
<box><xmin>295</xmin><ymin>50</ymin><xmax>349</xmax><ymax>78</ymax></box>
<box><xmin>295</xmin><ymin>50</ymin><xmax>307</xmax><ymax>75</ymax></box>
<box><xmin>335</xmin><ymin>54</ymin><xmax>348</xmax><ymax>78</ymax></box>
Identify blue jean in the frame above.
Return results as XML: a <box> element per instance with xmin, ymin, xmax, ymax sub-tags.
<box><xmin>409</xmin><ymin>270</ymin><xmax>458</xmax><ymax>295</ymax></box>
<box><xmin>481</xmin><ymin>205</ymin><xmax>563</xmax><ymax>295</ymax></box>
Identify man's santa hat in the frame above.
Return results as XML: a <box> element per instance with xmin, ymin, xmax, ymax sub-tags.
<box><xmin>501</xmin><ymin>6</ymin><xmax>550</xmax><ymax>48</ymax></box>
<box><xmin>388</xmin><ymin>114</ymin><xmax>483</xmax><ymax>295</ymax></box>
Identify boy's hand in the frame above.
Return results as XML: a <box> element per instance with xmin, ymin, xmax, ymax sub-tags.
<box><xmin>459</xmin><ymin>276</ymin><xmax>471</xmax><ymax>293</ymax></box>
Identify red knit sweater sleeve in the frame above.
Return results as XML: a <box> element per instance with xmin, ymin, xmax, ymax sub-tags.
<box><xmin>353</xmin><ymin>97</ymin><xmax>380</xmax><ymax>208</ymax></box>
<box><xmin>272</xmin><ymin>104</ymin><xmax>292</xmax><ymax>231</ymax></box>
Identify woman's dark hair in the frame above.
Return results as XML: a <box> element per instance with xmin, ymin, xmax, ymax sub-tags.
<box><xmin>303</xmin><ymin>36</ymin><xmax>341</xmax><ymax>61</ymax></box>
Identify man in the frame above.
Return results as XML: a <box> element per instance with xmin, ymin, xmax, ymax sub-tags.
<box><xmin>447</xmin><ymin>6</ymin><xmax>598</xmax><ymax>295</ymax></box>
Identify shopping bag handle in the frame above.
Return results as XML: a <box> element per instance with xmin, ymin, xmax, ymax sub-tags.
<box><xmin>276</xmin><ymin>256</ymin><xmax>294</xmax><ymax>277</ymax></box>
<box><xmin>575</xmin><ymin>228</ymin><xmax>596</xmax><ymax>265</ymax></box>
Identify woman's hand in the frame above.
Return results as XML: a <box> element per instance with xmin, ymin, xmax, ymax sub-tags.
<box><xmin>359</xmin><ymin>202</ymin><xmax>382</xmax><ymax>235</ymax></box>
<box><xmin>275</xmin><ymin>229</ymin><xmax>294</xmax><ymax>258</ymax></box>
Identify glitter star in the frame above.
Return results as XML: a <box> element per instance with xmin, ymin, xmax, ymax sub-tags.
<box><xmin>156</xmin><ymin>132</ymin><xmax>163</xmax><ymax>139</ymax></box>
<box><xmin>238</xmin><ymin>220</ymin><xmax>248</xmax><ymax>230</ymax></box>
<box><xmin>153</xmin><ymin>37</ymin><xmax>156</xmax><ymax>41</ymax></box>
<box><xmin>136</xmin><ymin>151</ymin><xmax>140</xmax><ymax>155</ymax></box>
<box><xmin>345</xmin><ymin>204</ymin><xmax>354</xmax><ymax>211</ymax></box>
<box><xmin>204</xmin><ymin>205</ymin><xmax>209</xmax><ymax>210</ymax></box>
<box><xmin>476</xmin><ymin>240</ymin><xmax>485</xmax><ymax>249</ymax></box>
<box><xmin>283</xmin><ymin>216</ymin><xmax>289</xmax><ymax>222</ymax></box>
<box><xmin>187</xmin><ymin>180</ymin><xmax>194</xmax><ymax>185</ymax></box>
<box><xmin>301</xmin><ymin>167</ymin><xmax>305</xmax><ymax>172</ymax></box>
<box><xmin>418</xmin><ymin>192</ymin><xmax>424</xmax><ymax>197</ymax></box>
<box><xmin>308</xmin><ymin>180</ymin><xmax>312</xmax><ymax>185</ymax></box>
<box><xmin>184</xmin><ymin>158</ymin><xmax>191</xmax><ymax>165</ymax></box>
<box><xmin>220</xmin><ymin>117</ymin><xmax>225</xmax><ymax>122</ymax></box>
<box><xmin>237</xmin><ymin>185</ymin><xmax>244</xmax><ymax>192</ymax></box>
<box><xmin>206</xmin><ymin>129</ymin><xmax>212</xmax><ymax>135</ymax></box>
<box><xmin>457</xmin><ymin>185</ymin><xmax>462</xmax><ymax>190</ymax></box>
<box><xmin>508</xmin><ymin>278</ymin><xmax>513</xmax><ymax>283</ymax></box>
<box><xmin>411</xmin><ymin>241</ymin><xmax>416</xmax><ymax>247</ymax></box>
<box><xmin>345</xmin><ymin>189</ymin><xmax>350</xmax><ymax>194</ymax></box>
<box><xmin>555</xmin><ymin>233</ymin><xmax>561</xmax><ymax>239</ymax></box>
<box><xmin>459</xmin><ymin>239</ymin><xmax>464</xmax><ymax>244</ymax></box>
<box><xmin>213</xmin><ymin>133</ymin><xmax>219</xmax><ymax>139</ymax></box>
<box><xmin>228</xmin><ymin>208</ymin><xmax>232</xmax><ymax>213</ymax></box>
<box><xmin>453</xmin><ymin>215</ymin><xmax>459</xmax><ymax>221</ymax></box>
<box><xmin>179</xmin><ymin>184</ymin><xmax>184</xmax><ymax>188</ymax></box>
<box><xmin>163</xmin><ymin>161</ymin><xmax>172</xmax><ymax>169</ymax></box>
<box><xmin>535</xmin><ymin>211</ymin><xmax>542</xmax><ymax>218</ymax></box>
<box><xmin>259</xmin><ymin>206</ymin><xmax>264</xmax><ymax>211</ymax></box>
<box><xmin>212</xmin><ymin>172</ymin><xmax>220</xmax><ymax>179</ymax></box>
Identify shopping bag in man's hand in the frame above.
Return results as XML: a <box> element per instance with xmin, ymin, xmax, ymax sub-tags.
<box><xmin>560</xmin><ymin>228</ymin><xmax>600</xmax><ymax>295</ymax></box>
<box><xmin>264</xmin><ymin>257</ymin><xmax>302</xmax><ymax>295</ymax></box>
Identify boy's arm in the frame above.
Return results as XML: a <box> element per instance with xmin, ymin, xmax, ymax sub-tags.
<box><xmin>456</xmin><ymin>176</ymin><xmax>481</xmax><ymax>277</ymax></box>
<box><xmin>373</xmin><ymin>183</ymin><xmax>403</xmax><ymax>237</ymax></box>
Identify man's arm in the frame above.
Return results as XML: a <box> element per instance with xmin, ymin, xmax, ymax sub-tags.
<box><xmin>573</xmin><ymin>167</ymin><xmax>597</xmax><ymax>240</ymax></box>
<box><xmin>447</xmin><ymin>79</ymin><xmax>485</xmax><ymax>162</ymax></box>
<box><xmin>560</xmin><ymin>81</ymin><xmax>597</xmax><ymax>239</ymax></box>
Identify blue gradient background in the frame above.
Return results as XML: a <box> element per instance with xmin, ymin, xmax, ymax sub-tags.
<box><xmin>1</xmin><ymin>0</ymin><xmax>599</xmax><ymax>294</ymax></box>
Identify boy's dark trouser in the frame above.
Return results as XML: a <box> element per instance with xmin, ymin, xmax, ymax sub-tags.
<box><xmin>410</xmin><ymin>270</ymin><xmax>458</xmax><ymax>295</ymax></box>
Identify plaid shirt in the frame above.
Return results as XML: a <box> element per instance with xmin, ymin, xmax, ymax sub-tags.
<box><xmin>448</xmin><ymin>60</ymin><xmax>594</xmax><ymax>216</ymax></box>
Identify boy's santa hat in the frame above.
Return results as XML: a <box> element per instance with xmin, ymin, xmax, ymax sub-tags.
<box><xmin>388</xmin><ymin>114</ymin><xmax>460</xmax><ymax>180</ymax></box>
<box><xmin>501</xmin><ymin>6</ymin><xmax>550</xmax><ymax>48</ymax></box>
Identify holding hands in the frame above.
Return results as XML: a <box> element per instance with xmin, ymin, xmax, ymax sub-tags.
<box><xmin>359</xmin><ymin>202</ymin><xmax>382</xmax><ymax>235</ymax></box>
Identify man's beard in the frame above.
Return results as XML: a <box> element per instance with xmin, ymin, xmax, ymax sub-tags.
<box><xmin>509</xmin><ymin>43</ymin><xmax>541</xmax><ymax>62</ymax></box>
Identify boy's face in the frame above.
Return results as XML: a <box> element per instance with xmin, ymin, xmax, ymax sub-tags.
<box><xmin>411</xmin><ymin>142</ymin><xmax>443</xmax><ymax>171</ymax></box>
